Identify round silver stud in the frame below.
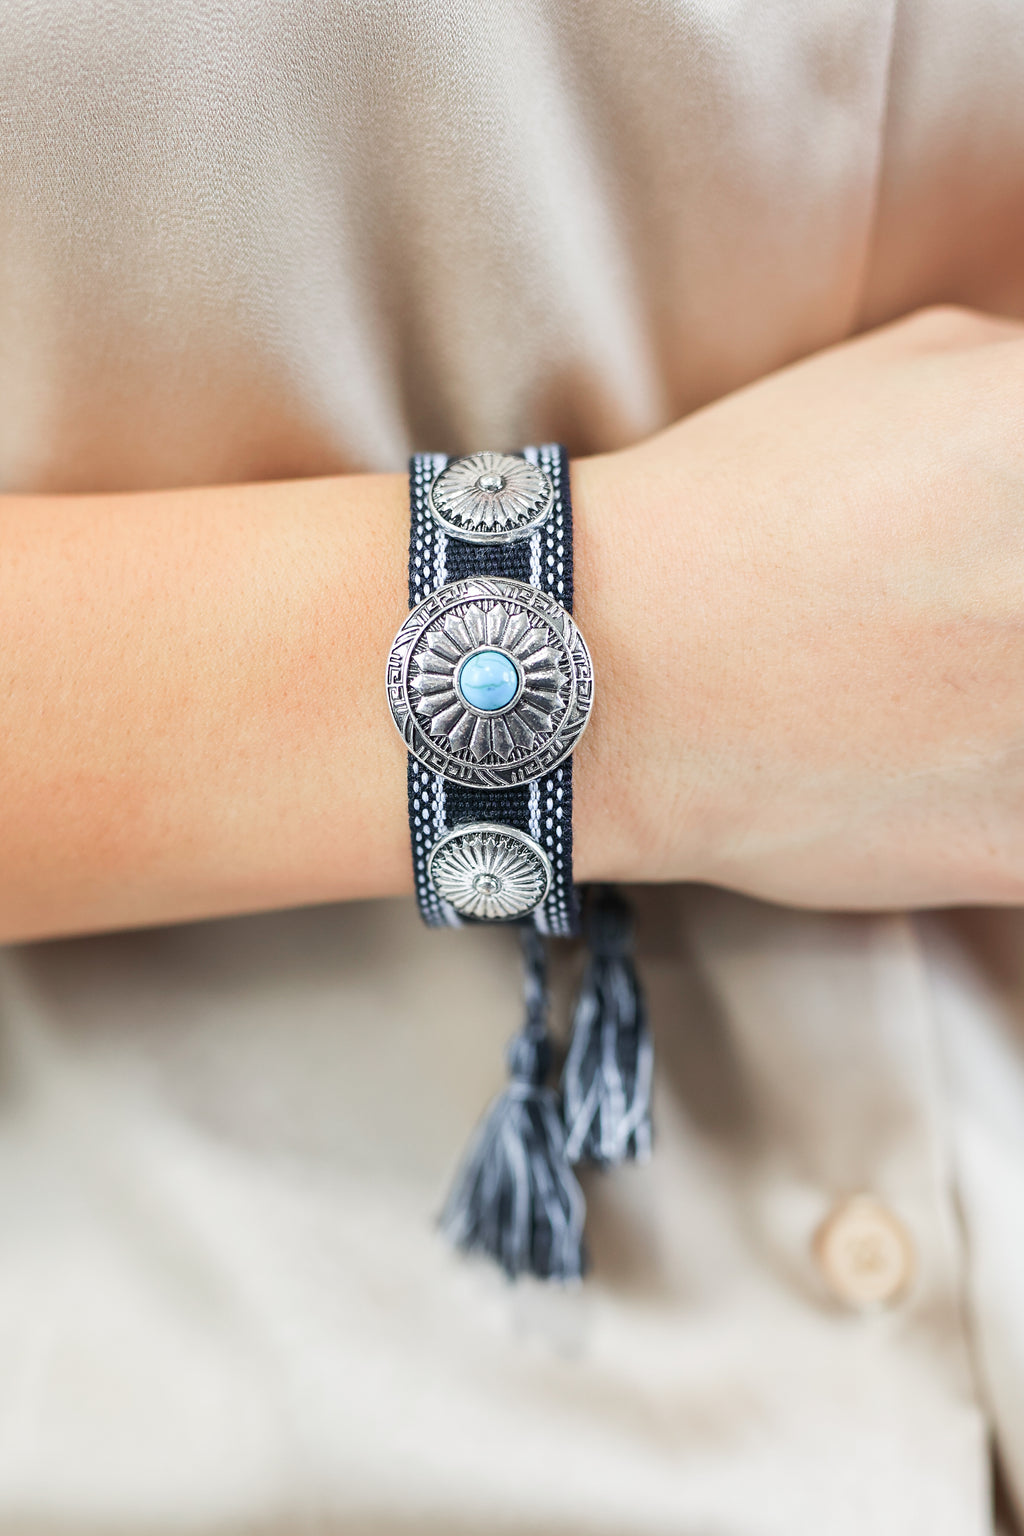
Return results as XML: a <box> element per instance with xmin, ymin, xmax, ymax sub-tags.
<box><xmin>428</xmin><ymin>824</ymin><xmax>552</xmax><ymax>921</ymax></box>
<box><xmin>429</xmin><ymin>452</ymin><xmax>553</xmax><ymax>543</ymax></box>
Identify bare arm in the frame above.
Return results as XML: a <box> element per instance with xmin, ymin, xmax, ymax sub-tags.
<box><xmin>0</xmin><ymin>473</ymin><xmax>416</xmax><ymax>939</ymax></box>
<box><xmin>5</xmin><ymin>305</ymin><xmax>1024</xmax><ymax>943</ymax></box>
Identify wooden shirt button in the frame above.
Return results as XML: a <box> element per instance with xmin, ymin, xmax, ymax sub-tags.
<box><xmin>814</xmin><ymin>1194</ymin><xmax>915</xmax><ymax>1309</ymax></box>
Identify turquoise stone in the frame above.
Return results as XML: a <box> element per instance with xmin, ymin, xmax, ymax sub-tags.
<box><xmin>457</xmin><ymin>649</ymin><xmax>519</xmax><ymax>712</ymax></box>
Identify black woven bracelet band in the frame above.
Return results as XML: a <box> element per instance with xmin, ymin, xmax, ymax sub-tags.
<box><xmin>386</xmin><ymin>445</ymin><xmax>593</xmax><ymax>937</ymax></box>
<box><xmin>386</xmin><ymin>447</ymin><xmax>654</xmax><ymax>1284</ymax></box>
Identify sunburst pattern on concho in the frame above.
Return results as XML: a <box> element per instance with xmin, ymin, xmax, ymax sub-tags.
<box><xmin>428</xmin><ymin>824</ymin><xmax>552</xmax><ymax>920</ymax></box>
<box><xmin>386</xmin><ymin>577</ymin><xmax>593</xmax><ymax>788</ymax></box>
<box><xmin>428</xmin><ymin>451</ymin><xmax>553</xmax><ymax>543</ymax></box>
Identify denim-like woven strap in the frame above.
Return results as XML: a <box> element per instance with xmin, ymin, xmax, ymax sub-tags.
<box><xmin>406</xmin><ymin>445</ymin><xmax>579</xmax><ymax>936</ymax></box>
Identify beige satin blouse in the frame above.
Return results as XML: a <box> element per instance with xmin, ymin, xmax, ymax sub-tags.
<box><xmin>2</xmin><ymin>2</ymin><xmax>1024</xmax><ymax>1532</ymax></box>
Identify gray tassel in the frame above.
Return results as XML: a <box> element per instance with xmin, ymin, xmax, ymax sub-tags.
<box><xmin>562</xmin><ymin>886</ymin><xmax>653</xmax><ymax>1166</ymax></box>
<box><xmin>440</xmin><ymin>928</ymin><xmax>586</xmax><ymax>1281</ymax></box>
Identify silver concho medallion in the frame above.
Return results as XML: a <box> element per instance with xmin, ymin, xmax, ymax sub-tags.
<box><xmin>386</xmin><ymin>576</ymin><xmax>594</xmax><ymax>788</ymax></box>
<box><xmin>428</xmin><ymin>451</ymin><xmax>553</xmax><ymax>543</ymax></box>
<box><xmin>428</xmin><ymin>824</ymin><xmax>552</xmax><ymax>920</ymax></box>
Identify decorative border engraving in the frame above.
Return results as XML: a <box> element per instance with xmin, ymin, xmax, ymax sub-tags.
<box><xmin>387</xmin><ymin>577</ymin><xmax>594</xmax><ymax>788</ymax></box>
<box><xmin>428</xmin><ymin>823</ymin><xmax>552</xmax><ymax>920</ymax></box>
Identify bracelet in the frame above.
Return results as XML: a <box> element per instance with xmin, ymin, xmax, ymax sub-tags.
<box><xmin>386</xmin><ymin>445</ymin><xmax>592</xmax><ymax>935</ymax></box>
<box><xmin>386</xmin><ymin>447</ymin><xmax>650</xmax><ymax>1283</ymax></box>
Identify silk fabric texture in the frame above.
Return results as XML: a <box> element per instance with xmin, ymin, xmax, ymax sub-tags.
<box><xmin>2</xmin><ymin>1</ymin><xmax>1024</xmax><ymax>1533</ymax></box>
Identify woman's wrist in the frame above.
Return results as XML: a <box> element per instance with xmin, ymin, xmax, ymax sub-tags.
<box><xmin>570</xmin><ymin>445</ymin><xmax>716</xmax><ymax>888</ymax></box>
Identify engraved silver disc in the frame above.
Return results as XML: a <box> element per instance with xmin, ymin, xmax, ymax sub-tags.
<box><xmin>386</xmin><ymin>576</ymin><xmax>594</xmax><ymax>788</ymax></box>
<box><xmin>428</xmin><ymin>451</ymin><xmax>553</xmax><ymax>543</ymax></box>
<box><xmin>428</xmin><ymin>823</ymin><xmax>552</xmax><ymax>920</ymax></box>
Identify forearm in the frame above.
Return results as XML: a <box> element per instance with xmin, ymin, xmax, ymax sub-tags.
<box><xmin>0</xmin><ymin>473</ymin><xmax>422</xmax><ymax>940</ymax></box>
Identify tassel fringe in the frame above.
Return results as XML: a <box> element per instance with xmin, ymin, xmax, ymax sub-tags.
<box><xmin>562</xmin><ymin>887</ymin><xmax>653</xmax><ymax>1166</ymax></box>
<box><xmin>439</xmin><ymin>928</ymin><xmax>586</xmax><ymax>1281</ymax></box>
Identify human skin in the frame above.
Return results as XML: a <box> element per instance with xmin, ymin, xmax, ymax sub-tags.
<box><xmin>576</xmin><ymin>304</ymin><xmax>1024</xmax><ymax>909</ymax></box>
<box><xmin>0</xmin><ymin>305</ymin><xmax>1022</xmax><ymax>941</ymax></box>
